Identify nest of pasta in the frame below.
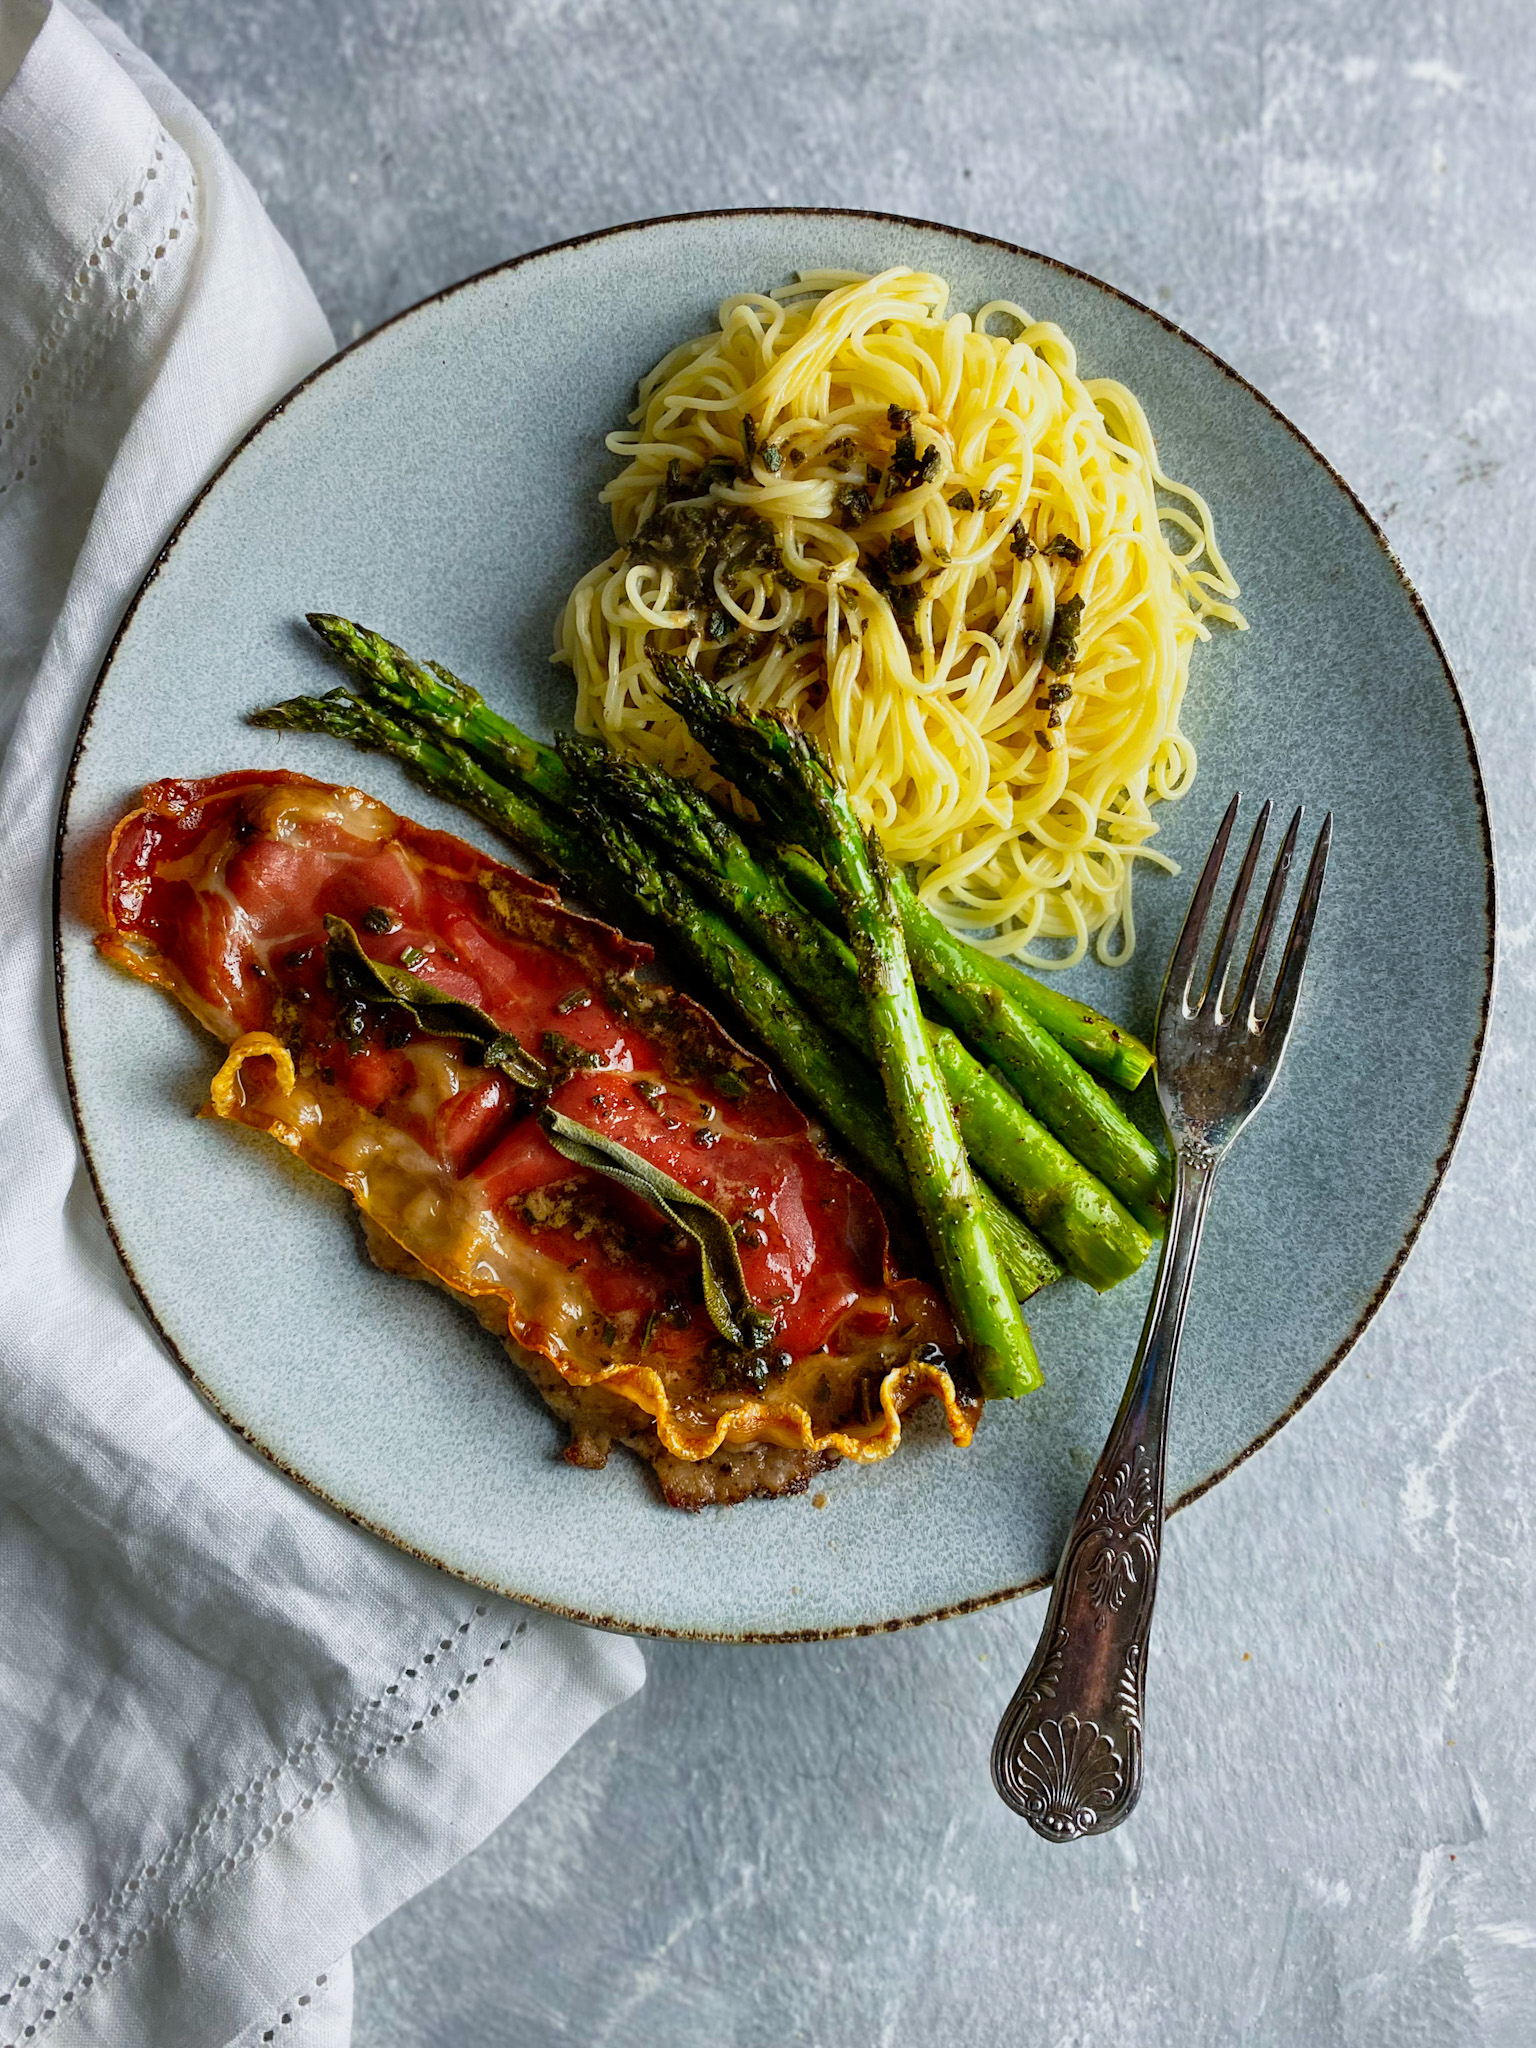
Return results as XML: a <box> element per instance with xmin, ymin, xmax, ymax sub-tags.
<box><xmin>558</xmin><ymin>267</ymin><xmax>1243</xmax><ymax>968</ymax></box>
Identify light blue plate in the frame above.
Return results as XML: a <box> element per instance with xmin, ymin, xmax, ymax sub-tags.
<box><xmin>56</xmin><ymin>212</ymin><xmax>1492</xmax><ymax>1640</ymax></box>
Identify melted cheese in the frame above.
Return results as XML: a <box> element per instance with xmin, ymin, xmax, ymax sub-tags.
<box><xmin>206</xmin><ymin>1036</ymin><xmax>974</xmax><ymax>1464</ymax></box>
<box><xmin>246</xmin><ymin>781</ymin><xmax>396</xmax><ymax>846</ymax></box>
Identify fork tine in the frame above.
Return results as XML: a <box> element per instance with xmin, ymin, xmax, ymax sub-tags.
<box><xmin>1234</xmin><ymin>805</ymin><xmax>1302</xmax><ymax>1025</ymax></box>
<box><xmin>1166</xmin><ymin>791</ymin><xmax>1241</xmax><ymax>1017</ymax></box>
<box><xmin>1261</xmin><ymin>813</ymin><xmax>1332</xmax><ymax>1042</ymax></box>
<box><xmin>1206</xmin><ymin>800</ymin><xmax>1271</xmax><ymax>1019</ymax></box>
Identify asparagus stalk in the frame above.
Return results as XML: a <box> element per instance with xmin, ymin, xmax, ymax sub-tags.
<box><xmin>306</xmin><ymin>613</ymin><xmax>571</xmax><ymax>806</ymax></box>
<box><xmin>250</xmin><ymin>685</ymin><xmax>1060</xmax><ymax>1329</ymax></box>
<box><xmin>767</xmin><ymin>841</ymin><xmax>844</xmax><ymax>927</ymax></box>
<box><xmin>654</xmin><ymin>665</ymin><xmax>1039</xmax><ymax>1400</ymax></box>
<box><xmin>892</xmin><ymin>883</ymin><xmax>1171</xmax><ymax>1231</ymax></box>
<box><xmin>562</xmin><ymin>737</ymin><xmax>1145</xmax><ymax>1290</ymax></box>
<box><xmin>959</xmin><ymin>1194</ymin><xmax>1054</xmax><ymax>1339</ymax></box>
<box><xmin>894</xmin><ymin>874</ymin><xmax>1157</xmax><ymax>1093</ymax></box>
<box><xmin>924</xmin><ymin>1024</ymin><xmax>1151</xmax><ymax>1293</ymax></box>
<box><xmin>769</xmin><ymin>843</ymin><xmax>1155</xmax><ymax>1090</ymax></box>
<box><xmin>955</xmin><ymin>925</ymin><xmax>1154</xmax><ymax>1091</ymax></box>
<box><xmin>253</xmin><ymin>687</ymin><xmax>611</xmax><ymax>895</ymax></box>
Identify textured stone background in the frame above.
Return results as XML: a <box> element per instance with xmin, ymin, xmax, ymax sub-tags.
<box><xmin>108</xmin><ymin>2</ymin><xmax>1536</xmax><ymax>2040</ymax></box>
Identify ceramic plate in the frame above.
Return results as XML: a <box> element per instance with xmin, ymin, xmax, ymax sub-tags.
<box><xmin>56</xmin><ymin>210</ymin><xmax>1492</xmax><ymax>1640</ymax></box>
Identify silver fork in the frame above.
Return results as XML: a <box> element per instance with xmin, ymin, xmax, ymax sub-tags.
<box><xmin>991</xmin><ymin>793</ymin><xmax>1331</xmax><ymax>1841</ymax></box>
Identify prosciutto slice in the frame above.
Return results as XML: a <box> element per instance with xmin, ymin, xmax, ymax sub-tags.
<box><xmin>99</xmin><ymin>771</ymin><xmax>975</xmax><ymax>1507</ymax></box>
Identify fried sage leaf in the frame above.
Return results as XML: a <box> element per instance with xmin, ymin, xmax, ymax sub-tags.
<box><xmin>627</xmin><ymin>496</ymin><xmax>781</xmax><ymax>606</ymax></box>
<box><xmin>323</xmin><ymin>915</ymin><xmax>547</xmax><ymax>1087</ymax></box>
<box><xmin>326</xmin><ymin>919</ymin><xmax>769</xmax><ymax>1346</ymax></box>
<box><xmin>540</xmin><ymin>1105</ymin><xmax>773</xmax><ymax>1352</ymax></box>
<box><xmin>1043</xmin><ymin>592</ymin><xmax>1085</xmax><ymax>673</ymax></box>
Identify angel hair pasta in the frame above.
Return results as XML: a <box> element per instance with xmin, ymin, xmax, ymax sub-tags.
<box><xmin>555</xmin><ymin>268</ymin><xmax>1244</xmax><ymax>968</ymax></box>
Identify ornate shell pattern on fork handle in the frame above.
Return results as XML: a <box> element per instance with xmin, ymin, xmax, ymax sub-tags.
<box><xmin>993</xmin><ymin>794</ymin><xmax>1331</xmax><ymax>1841</ymax></box>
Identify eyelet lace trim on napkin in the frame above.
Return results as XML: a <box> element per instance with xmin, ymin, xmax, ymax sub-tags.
<box><xmin>0</xmin><ymin>1605</ymin><xmax>529</xmax><ymax>2046</ymax></box>
<box><xmin>0</xmin><ymin>122</ymin><xmax>199</xmax><ymax>496</ymax></box>
<box><xmin>240</xmin><ymin>1964</ymin><xmax>346</xmax><ymax>2048</ymax></box>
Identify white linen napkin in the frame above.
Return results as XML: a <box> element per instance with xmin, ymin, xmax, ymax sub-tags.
<box><xmin>0</xmin><ymin>6</ymin><xmax>645</xmax><ymax>2045</ymax></box>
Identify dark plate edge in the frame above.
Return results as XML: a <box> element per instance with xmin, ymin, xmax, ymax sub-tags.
<box><xmin>53</xmin><ymin>204</ymin><xmax>1497</xmax><ymax>1644</ymax></box>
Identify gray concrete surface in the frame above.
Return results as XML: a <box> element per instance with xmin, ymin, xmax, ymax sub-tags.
<box><xmin>110</xmin><ymin>2</ymin><xmax>1536</xmax><ymax>2040</ymax></box>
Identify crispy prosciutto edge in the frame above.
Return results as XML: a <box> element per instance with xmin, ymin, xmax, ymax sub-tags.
<box><xmin>97</xmin><ymin>772</ymin><xmax>981</xmax><ymax>1499</ymax></box>
<box><xmin>361</xmin><ymin>1221</ymin><xmax>939</xmax><ymax>1512</ymax></box>
<box><xmin>203</xmin><ymin>1031</ymin><xmax>971</xmax><ymax>1467</ymax></box>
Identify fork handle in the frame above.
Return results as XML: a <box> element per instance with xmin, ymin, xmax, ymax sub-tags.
<box><xmin>992</xmin><ymin>1148</ymin><xmax>1217</xmax><ymax>1839</ymax></box>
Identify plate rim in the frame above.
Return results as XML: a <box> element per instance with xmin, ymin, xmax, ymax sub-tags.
<box><xmin>53</xmin><ymin>205</ymin><xmax>1497</xmax><ymax>1642</ymax></box>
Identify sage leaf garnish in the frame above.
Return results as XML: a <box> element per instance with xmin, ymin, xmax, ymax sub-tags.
<box><xmin>889</xmin><ymin>426</ymin><xmax>940</xmax><ymax>491</ymax></box>
<box><xmin>1042</xmin><ymin>533</ymin><xmax>1084</xmax><ymax>563</ymax></box>
<box><xmin>323</xmin><ymin>915</ymin><xmax>547</xmax><ymax>1087</ymax></box>
<box><xmin>324</xmin><ymin>919</ymin><xmax>771</xmax><ymax>1349</ymax></box>
<box><xmin>539</xmin><ymin>1105</ymin><xmax>773</xmax><ymax>1352</ymax></box>
<box><xmin>625</xmin><ymin>496</ymin><xmax>783</xmax><ymax>605</ymax></box>
<box><xmin>834</xmin><ymin>482</ymin><xmax>872</xmax><ymax>525</ymax></box>
<box><xmin>1043</xmin><ymin>592</ymin><xmax>1085</xmax><ymax>673</ymax></box>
